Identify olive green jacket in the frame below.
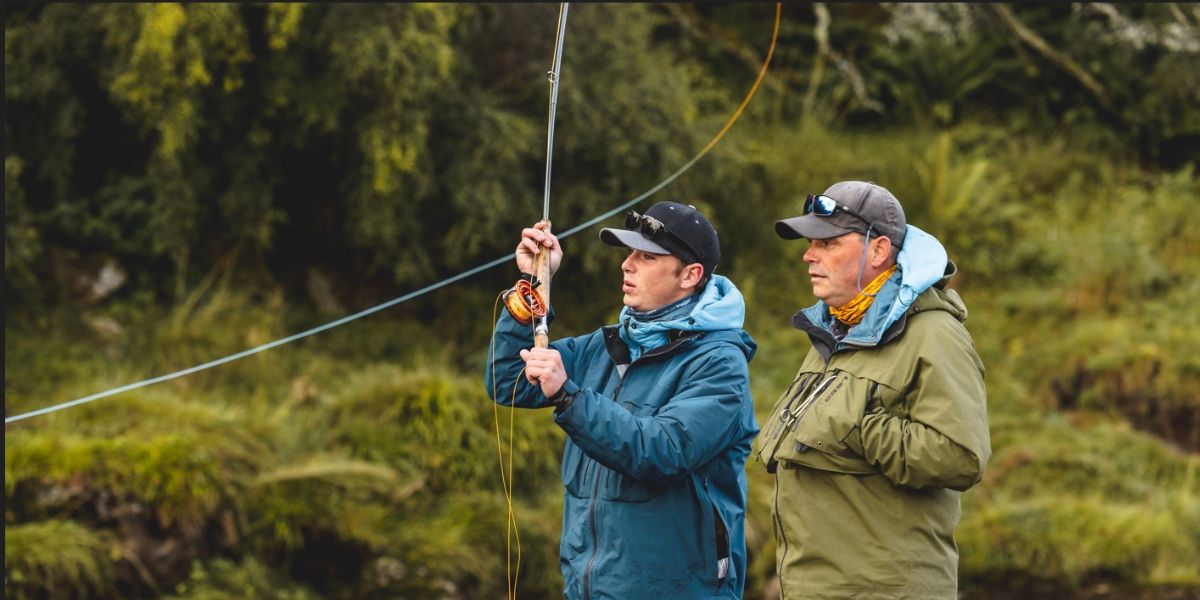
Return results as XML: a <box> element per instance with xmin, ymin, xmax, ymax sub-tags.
<box><xmin>756</xmin><ymin>228</ymin><xmax>990</xmax><ymax>599</ymax></box>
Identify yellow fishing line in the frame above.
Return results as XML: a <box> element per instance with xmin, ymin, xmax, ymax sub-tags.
<box><xmin>490</xmin><ymin>294</ymin><xmax>523</xmax><ymax>600</ymax></box>
<box><xmin>508</xmin><ymin>371</ymin><xmax>524</xmax><ymax>598</ymax></box>
<box><xmin>695</xmin><ymin>2</ymin><xmax>781</xmax><ymax>158</ymax></box>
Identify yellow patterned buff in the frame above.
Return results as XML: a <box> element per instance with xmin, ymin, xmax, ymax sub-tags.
<box><xmin>829</xmin><ymin>265</ymin><xmax>898</xmax><ymax>326</ymax></box>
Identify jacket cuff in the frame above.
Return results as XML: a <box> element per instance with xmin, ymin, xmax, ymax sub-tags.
<box><xmin>551</xmin><ymin>379</ymin><xmax>581</xmax><ymax>415</ymax></box>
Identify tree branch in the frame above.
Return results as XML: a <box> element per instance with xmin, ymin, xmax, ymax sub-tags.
<box><xmin>804</xmin><ymin>3</ymin><xmax>883</xmax><ymax>117</ymax></box>
<box><xmin>801</xmin><ymin>3</ymin><xmax>830</xmax><ymax>119</ymax></box>
<box><xmin>990</xmin><ymin>4</ymin><xmax>1116</xmax><ymax>114</ymax></box>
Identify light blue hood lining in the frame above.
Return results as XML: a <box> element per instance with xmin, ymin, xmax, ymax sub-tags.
<box><xmin>618</xmin><ymin>274</ymin><xmax>746</xmax><ymax>362</ymax></box>
<box><xmin>801</xmin><ymin>225</ymin><xmax>947</xmax><ymax>347</ymax></box>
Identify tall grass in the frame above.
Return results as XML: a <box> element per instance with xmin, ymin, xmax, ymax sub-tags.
<box><xmin>5</xmin><ymin>123</ymin><xmax>1198</xmax><ymax>598</ymax></box>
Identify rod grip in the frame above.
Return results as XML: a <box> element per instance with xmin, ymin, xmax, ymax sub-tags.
<box><xmin>533</xmin><ymin>219</ymin><xmax>552</xmax><ymax>349</ymax></box>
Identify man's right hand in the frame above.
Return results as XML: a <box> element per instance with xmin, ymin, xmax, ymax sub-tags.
<box><xmin>516</xmin><ymin>221</ymin><xmax>563</xmax><ymax>278</ymax></box>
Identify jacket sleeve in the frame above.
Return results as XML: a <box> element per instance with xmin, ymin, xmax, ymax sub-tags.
<box><xmin>552</xmin><ymin>344</ymin><xmax>755</xmax><ymax>483</ymax></box>
<box><xmin>858</xmin><ymin>313</ymin><xmax>991</xmax><ymax>491</ymax></box>
<box><xmin>484</xmin><ymin>307</ymin><xmax>583</xmax><ymax>409</ymax></box>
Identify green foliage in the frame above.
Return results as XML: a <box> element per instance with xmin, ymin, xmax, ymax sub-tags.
<box><xmin>8</xmin><ymin>122</ymin><xmax>1199</xmax><ymax>598</ymax></box>
<box><xmin>3</xmin><ymin>3</ymin><xmax>724</xmax><ymax>307</ymax></box>
<box><xmin>328</xmin><ymin>364</ymin><xmax>564</xmax><ymax>494</ymax></box>
<box><xmin>243</xmin><ymin>452</ymin><xmax>424</xmax><ymax>557</ymax></box>
<box><xmin>4</xmin><ymin>520</ymin><xmax>117</xmax><ymax>599</ymax></box>
<box><xmin>959</xmin><ymin>490</ymin><xmax>1200</xmax><ymax>589</ymax></box>
<box><xmin>5</xmin><ymin>286</ymin><xmax>570</xmax><ymax>598</ymax></box>
<box><xmin>982</xmin><ymin>417</ymin><xmax>1198</xmax><ymax>504</ymax></box>
<box><xmin>872</xmin><ymin>5</ymin><xmax>1012</xmax><ymax>127</ymax></box>
<box><xmin>5</xmin><ymin>423</ymin><xmax>263</xmax><ymax>530</ymax></box>
<box><xmin>167</xmin><ymin>558</ymin><xmax>319</xmax><ymax>600</ymax></box>
<box><xmin>5</xmin><ymin>3</ymin><xmax>1200</xmax><ymax>599</ymax></box>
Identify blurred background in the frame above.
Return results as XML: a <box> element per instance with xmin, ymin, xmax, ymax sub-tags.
<box><xmin>5</xmin><ymin>3</ymin><xmax>1199</xmax><ymax>599</ymax></box>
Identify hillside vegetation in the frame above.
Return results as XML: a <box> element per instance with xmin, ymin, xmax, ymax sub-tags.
<box><xmin>6</xmin><ymin>4</ymin><xmax>1199</xmax><ymax>598</ymax></box>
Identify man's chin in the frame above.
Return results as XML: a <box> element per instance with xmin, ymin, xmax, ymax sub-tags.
<box><xmin>622</xmin><ymin>293</ymin><xmax>642</xmax><ymax>312</ymax></box>
<box><xmin>812</xmin><ymin>291</ymin><xmax>838</xmax><ymax>307</ymax></box>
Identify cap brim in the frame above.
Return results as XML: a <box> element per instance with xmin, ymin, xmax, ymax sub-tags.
<box><xmin>599</xmin><ymin>228</ymin><xmax>672</xmax><ymax>254</ymax></box>
<box><xmin>775</xmin><ymin>215</ymin><xmax>856</xmax><ymax>240</ymax></box>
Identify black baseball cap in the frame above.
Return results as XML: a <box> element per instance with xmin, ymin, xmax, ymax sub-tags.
<box><xmin>599</xmin><ymin>201</ymin><xmax>721</xmax><ymax>277</ymax></box>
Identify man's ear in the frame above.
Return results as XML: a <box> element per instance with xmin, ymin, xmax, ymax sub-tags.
<box><xmin>681</xmin><ymin>263</ymin><xmax>706</xmax><ymax>290</ymax></box>
<box><xmin>871</xmin><ymin>236</ymin><xmax>893</xmax><ymax>267</ymax></box>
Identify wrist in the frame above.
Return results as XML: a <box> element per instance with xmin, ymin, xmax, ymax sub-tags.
<box><xmin>550</xmin><ymin>380</ymin><xmax>580</xmax><ymax>412</ymax></box>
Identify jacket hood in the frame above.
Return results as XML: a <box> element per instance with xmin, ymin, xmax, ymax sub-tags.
<box><xmin>619</xmin><ymin>274</ymin><xmax>756</xmax><ymax>362</ymax></box>
<box><xmin>911</xmin><ymin>270</ymin><xmax>970</xmax><ymax>322</ymax></box>
<box><xmin>798</xmin><ymin>225</ymin><xmax>957</xmax><ymax>347</ymax></box>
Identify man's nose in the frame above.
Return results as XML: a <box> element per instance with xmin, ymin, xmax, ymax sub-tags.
<box><xmin>622</xmin><ymin>254</ymin><xmax>634</xmax><ymax>272</ymax></box>
<box><xmin>803</xmin><ymin>246</ymin><xmax>818</xmax><ymax>264</ymax></box>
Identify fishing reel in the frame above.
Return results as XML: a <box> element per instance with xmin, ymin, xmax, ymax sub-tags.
<box><xmin>502</xmin><ymin>275</ymin><xmax>548</xmax><ymax>326</ymax></box>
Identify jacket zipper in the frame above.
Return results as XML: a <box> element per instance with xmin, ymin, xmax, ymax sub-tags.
<box><xmin>580</xmin><ymin>336</ymin><xmax>700</xmax><ymax>599</ymax></box>
<box><xmin>768</xmin><ymin>371</ymin><xmax>839</xmax><ymax>600</ymax></box>
<box><xmin>582</xmin><ymin>376</ymin><xmax>624</xmax><ymax>600</ymax></box>
<box><xmin>773</xmin><ymin>478</ymin><xmax>789</xmax><ymax>599</ymax></box>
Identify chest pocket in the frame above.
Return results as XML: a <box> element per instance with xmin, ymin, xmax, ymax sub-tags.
<box><xmin>759</xmin><ymin>369</ymin><xmax>896</xmax><ymax>475</ymax></box>
<box><xmin>756</xmin><ymin>370</ymin><xmax>821</xmax><ymax>461</ymax></box>
<box><xmin>790</xmin><ymin>373</ymin><xmax>872</xmax><ymax>457</ymax></box>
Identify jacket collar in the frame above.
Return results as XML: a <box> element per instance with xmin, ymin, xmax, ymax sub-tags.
<box><xmin>792</xmin><ymin>225</ymin><xmax>956</xmax><ymax>360</ymax></box>
<box><xmin>604</xmin><ymin>325</ymin><xmax>702</xmax><ymax>371</ymax></box>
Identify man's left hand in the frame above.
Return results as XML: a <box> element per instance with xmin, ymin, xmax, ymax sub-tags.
<box><xmin>519</xmin><ymin>348</ymin><xmax>566</xmax><ymax>398</ymax></box>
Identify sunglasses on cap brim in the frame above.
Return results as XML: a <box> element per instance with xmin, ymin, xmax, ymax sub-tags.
<box><xmin>624</xmin><ymin>210</ymin><xmax>702</xmax><ymax>264</ymax></box>
<box><xmin>804</xmin><ymin>194</ymin><xmax>875</xmax><ymax>230</ymax></box>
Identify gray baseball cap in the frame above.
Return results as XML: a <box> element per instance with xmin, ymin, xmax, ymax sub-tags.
<box><xmin>775</xmin><ymin>181</ymin><xmax>907</xmax><ymax>248</ymax></box>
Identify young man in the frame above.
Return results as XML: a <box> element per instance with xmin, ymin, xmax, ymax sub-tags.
<box><xmin>486</xmin><ymin>201</ymin><xmax>758</xmax><ymax>599</ymax></box>
<box><xmin>758</xmin><ymin>181</ymin><xmax>991</xmax><ymax>599</ymax></box>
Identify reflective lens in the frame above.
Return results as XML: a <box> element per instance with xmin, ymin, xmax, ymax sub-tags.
<box><xmin>622</xmin><ymin>210</ymin><xmax>702</xmax><ymax>263</ymax></box>
<box><xmin>803</xmin><ymin>194</ymin><xmax>874</xmax><ymax>229</ymax></box>
<box><xmin>804</xmin><ymin>194</ymin><xmax>839</xmax><ymax>216</ymax></box>
<box><xmin>624</xmin><ymin>210</ymin><xmax>666</xmax><ymax>235</ymax></box>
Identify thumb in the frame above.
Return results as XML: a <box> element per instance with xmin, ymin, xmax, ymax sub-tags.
<box><xmin>519</xmin><ymin>349</ymin><xmax>531</xmax><ymax>360</ymax></box>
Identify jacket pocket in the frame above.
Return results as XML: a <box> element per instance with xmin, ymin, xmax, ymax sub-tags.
<box><xmin>695</xmin><ymin>476</ymin><xmax>728</xmax><ymax>592</ymax></box>
<box><xmin>773</xmin><ymin>371</ymin><xmax>877</xmax><ymax>475</ymax></box>
<box><xmin>712</xmin><ymin>504</ymin><xmax>731</xmax><ymax>591</ymax></box>
<box><xmin>792</xmin><ymin>372</ymin><xmax>872</xmax><ymax>458</ymax></box>
<box><xmin>755</xmin><ymin>372</ymin><xmax>822</xmax><ymax>469</ymax></box>
<box><xmin>562</xmin><ymin>442</ymin><xmax>592</xmax><ymax>498</ymax></box>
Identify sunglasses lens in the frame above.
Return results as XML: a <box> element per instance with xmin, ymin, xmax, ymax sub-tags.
<box><xmin>813</xmin><ymin>195</ymin><xmax>837</xmax><ymax>216</ymax></box>
<box><xmin>625</xmin><ymin>211</ymin><xmax>640</xmax><ymax>229</ymax></box>
<box><xmin>804</xmin><ymin>195</ymin><xmax>836</xmax><ymax>216</ymax></box>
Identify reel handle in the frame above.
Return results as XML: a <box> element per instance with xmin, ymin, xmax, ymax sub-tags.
<box><xmin>532</xmin><ymin>219</ymin><xmax>552</xmax><ymax>349</ymax></box>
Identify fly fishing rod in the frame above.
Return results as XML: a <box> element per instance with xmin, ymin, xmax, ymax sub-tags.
<box><xmin>533</xmin><ymin>2</ymin><xmax>569</xmax><ymax>348</ymax></box>
<box><xmin>503</xmin><ymin>3</ymin><xmax>569</xmax><ymax>347</ymax></box>
<box><xmin>494</xmin><ymin>6</ymin><xmax>571</xmax><ymax>599</ymax></box>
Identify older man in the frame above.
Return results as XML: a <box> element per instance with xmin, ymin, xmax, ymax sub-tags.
<box><xmin>757</xmin><ymin>181</ymin><xmax>991</xmax><ymax>599</ymax></box>
<box><xmin>487</xmin><ymin>201</ymin><xmax>758</xmax><ymax>599</ymax></box>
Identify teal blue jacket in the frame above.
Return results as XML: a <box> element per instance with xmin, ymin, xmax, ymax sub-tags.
<box><xmin>486</xmin><ymin>275</ymin><xmax>758</xmax><ymax>599</ymax></box>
